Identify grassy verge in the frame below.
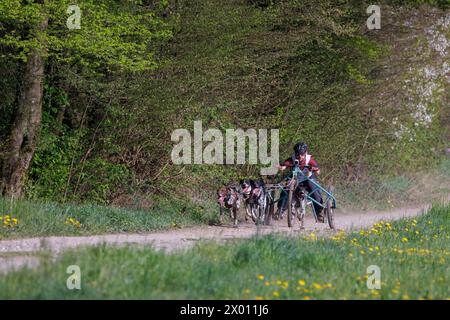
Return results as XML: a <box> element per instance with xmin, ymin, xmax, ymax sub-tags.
<box><xmin>0</xmin><ymin>196</ymin><xmax>217</xmax><ymax>240</ymax></box>
<box><xmin>0</xmin><ymin>203</ymin><xmax>448</xmax><ymax>299</ymax></box>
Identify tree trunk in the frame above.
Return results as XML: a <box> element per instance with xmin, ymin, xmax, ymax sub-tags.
<box><xmin>0</xmin><ymin>17</ymin><xmax>48</xmax><ymax>198</ymax></box>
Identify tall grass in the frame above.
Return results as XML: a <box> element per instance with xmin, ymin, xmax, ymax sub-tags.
<box><xmin>0</xmin><ymin>196</ymin><xmax>216</xmax><ymax>240</ymax></box>
<box><xmin>0</xmin><ymin>204</ymin><xmax>448</xmax><ymax>299</ymax></box>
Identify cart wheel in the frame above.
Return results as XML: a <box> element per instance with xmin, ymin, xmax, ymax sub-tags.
<box><xmin>287</xmin><ymin>178</ymin><xmax>296</xmax><ymax>228</ymax></box>
<box><xmin>325</xmin><ymin>186</ymin><xmax>335</xmax><ymax>229</ymax></box>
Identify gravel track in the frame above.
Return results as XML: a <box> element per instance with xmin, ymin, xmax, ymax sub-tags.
<box><xmin>0</xmin><ymin>202</ymin><xmax>437</xmax><ymax>274</ymax></box>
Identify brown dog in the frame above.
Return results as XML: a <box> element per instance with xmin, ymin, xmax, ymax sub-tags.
<box><xmin>217</xmin><ymin>184</ymin><xmax>241</xmax><ymax>226</ymax></box>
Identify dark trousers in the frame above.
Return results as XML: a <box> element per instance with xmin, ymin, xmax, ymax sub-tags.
<box><xmin>278</xmin><ymin>175</ymin><xmax>323</xmax><ymax>216</ymax></box>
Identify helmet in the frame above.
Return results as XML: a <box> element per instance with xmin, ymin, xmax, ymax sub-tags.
<box><xmin>293</xmin><ymin>142</ymin><xmax>308</xmax><ymax>157</ymax></box>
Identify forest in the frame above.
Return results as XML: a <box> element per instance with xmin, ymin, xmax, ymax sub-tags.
<box><xmin>0</xmin><ymin>0</ymin><xmax>448</xmax><ymax>212</ymax></box>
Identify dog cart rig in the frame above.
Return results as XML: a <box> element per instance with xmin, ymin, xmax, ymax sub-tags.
<box><xmin>264</xmin><ymin>160</ymin><xmax>336</xmax><ymax>229</ymax></box>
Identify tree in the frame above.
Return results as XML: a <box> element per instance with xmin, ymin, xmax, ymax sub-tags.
<box><xmin>0</xmin><ymin>0</ymin><xmax>173</xmax><ymax>197</ymax></box>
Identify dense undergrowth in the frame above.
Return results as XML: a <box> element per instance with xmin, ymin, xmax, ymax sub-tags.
<box><xmin>0</xmin><ymin>0</ymin><xmax>448</xmax><ymax>209</ymax></box>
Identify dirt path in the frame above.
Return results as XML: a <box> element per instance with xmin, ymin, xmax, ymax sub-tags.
<box><xmin>0</xmin><ymin>203</ymin><xmax>436</xmax><ymax>273</ymax></box>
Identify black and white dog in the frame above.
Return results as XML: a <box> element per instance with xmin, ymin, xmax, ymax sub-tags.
<box><xmin>239</xmin><ymin>179</ymin><xmax>268</xmax><ymax>225</ymax></box>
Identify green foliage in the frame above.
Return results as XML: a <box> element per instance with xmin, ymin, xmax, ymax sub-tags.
<box><xmin>22</xmin><ymin>78</ymin><xmax>133</xmax><ymax>203</ymax></box>
<box><xmin>0</xmin><ymin>0</ymin><xmax>173</xmax><ymax>71</ymax></box>
<box><xmin>26</xmin><ymin>117</ymin><xmax>132</xmax><ymax>204</ymax></box>
<box><xmin>384</xmin><ymin>0</ymin><xmax>449</xmax><ymax>10</ymax></box>
<box><xmin>0</xmin><ymin>0</ymin><xmax>448</xmax><ymax>206</ymax></box>
<box><xmin>27</xmin><ymin>129</ymin><xmax>82</xmax><ymax>200</ymax></box>
<box><xmin>72</xmin><ymin>158</ymin><xmax>131</xmax><ymax>203</ymax></box>
<box><xmin>0</xmin><ymin>0</ymin><xmax>176</xmax><ymax>203</ymax></box>
<box><xmin>110</xmin><ymin>0</ymin><xmax>448</xmax><ymax>203</ymax></box>
<box><xmin>247</xmin><ymin>0</ymin><xmax>281</xmax><ymax>8</ymax></box>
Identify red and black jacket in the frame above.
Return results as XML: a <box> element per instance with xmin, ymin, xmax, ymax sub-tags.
<box><xmin>281</xmin><ymin>153</ymin><xmax>320</xmax><ymax>172</ymax></box>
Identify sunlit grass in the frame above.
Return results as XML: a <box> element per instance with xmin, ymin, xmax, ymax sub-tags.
<box><xmin>0</xmin><ymin>196</ymin><xmax>216</xmax><ymax>240</ymax></box>
<box><xmin>0</xmin><ymin>203</ymin><xmax>448</xmax><ymax>299</ymax></box>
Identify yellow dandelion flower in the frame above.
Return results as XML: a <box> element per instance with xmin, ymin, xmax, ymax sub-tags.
<box><xmin>312</xmin><ymin>283</ymin><xmax>322</xmax><ymax>289</ymax></box>
<box><xmin>257</xmin><ymin>274</ymin><xmax>264</xmax><ymax>280</ymax></box>
<box><xmin>298</xmin><ymin>280</ymin><xmax>306</xmax><ymax>286</ymax></box>
<box><xmin>309</xmin><ymin>233</ymin><xmax>317</xmax><ymax>240</ymax></box>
